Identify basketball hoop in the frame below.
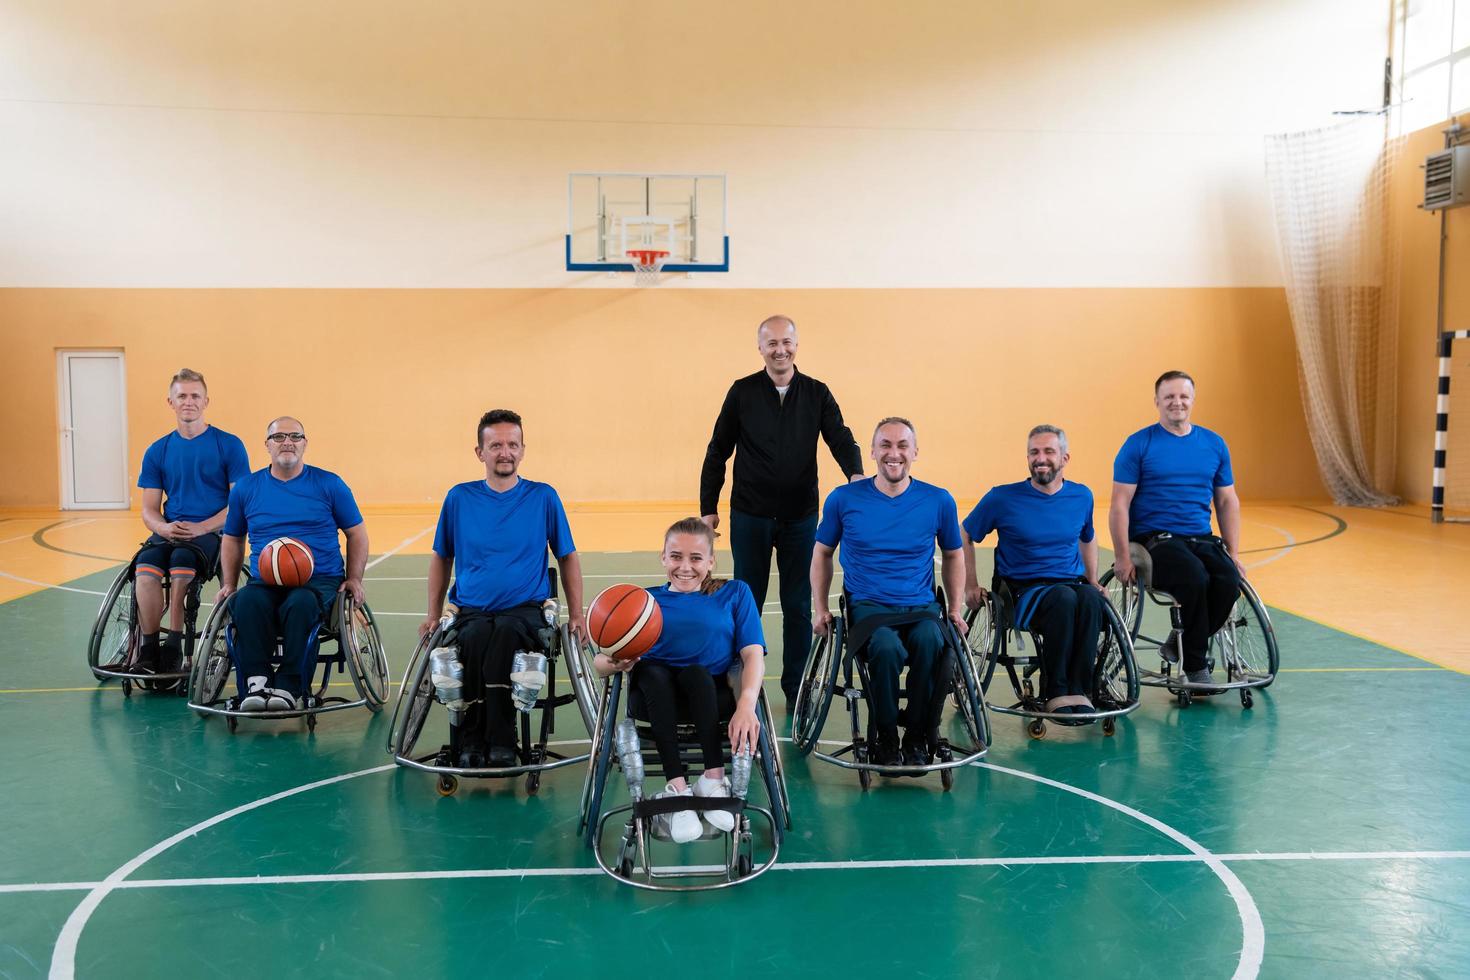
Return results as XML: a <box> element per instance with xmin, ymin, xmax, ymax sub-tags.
<box><xmin>627</xmin><ymin>249</ymin><xmax>669</xmax><ymax>287</ymax></box>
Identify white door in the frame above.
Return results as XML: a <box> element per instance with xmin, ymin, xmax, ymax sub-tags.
<box><xmin>58</xmin><ymin>350</ymin><xmax>129</xmax><ymax>510</ymax></box>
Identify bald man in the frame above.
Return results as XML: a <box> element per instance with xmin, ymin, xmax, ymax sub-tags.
<box><xmin>217</xmin><ymin>417</ymin><xmax>368</xmax><ymax>712</ymax></box>
<box><xmin>700</xmin><ymin>315</ymin><xmax>865</xmax><ymax>704</ymax></box>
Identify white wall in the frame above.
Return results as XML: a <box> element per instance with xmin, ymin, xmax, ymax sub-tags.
<box><xmin>0</xmin><ymin>0</ymin><xmax>1388</xmax><ymax>288</ymax></box>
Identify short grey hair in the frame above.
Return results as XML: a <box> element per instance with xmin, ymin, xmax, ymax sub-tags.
<box><xmin>873</xmin><ymin>416</ymin><xmax>917</xmax><ymax>448</ymax></box>
<box><xmin>1027</xmin><ymin>424</ymin><xmax>1068</xmax><ymax>455</ymax></box>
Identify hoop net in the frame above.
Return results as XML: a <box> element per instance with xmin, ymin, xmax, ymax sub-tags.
<box><xmin>627</xmin><ymin>249</ymin><xmax>669</xmax><ymax>288</ymax></box>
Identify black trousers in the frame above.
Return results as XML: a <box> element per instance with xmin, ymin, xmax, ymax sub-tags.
<box><xmin>729</xmin><ymin>510</ymin><xmax>816</xmax><ymax>700</ymax></box>
<box><xmin>1135</xmin><ymin>534</ymin><xmax>1241</xmax><ymax>671</ymax></box>
<box><xmin>1010</xmin><ymin>580</ymin><xmax>1104</xmax><ymax>700</ymax></box>
<box><xmin>631</xmin><ymin>661</ymin><xmax>735</xmax><ymax>782</ymax></box>
<box><xmin>455</xmin><ymin>606</ymin><xmax>543</xmax><ymax>750</ymax></box>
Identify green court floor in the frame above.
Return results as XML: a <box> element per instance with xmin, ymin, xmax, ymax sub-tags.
<box><xmin>2</xmin><ymin>552</ymin><xmax>1468</xmax><ymax>978</ymax></box>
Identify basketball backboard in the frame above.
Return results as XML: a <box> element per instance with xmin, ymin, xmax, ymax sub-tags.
<box><xmin>566</xmin><ymin>173</ymin><xmax>728</xmax><ymax>273</ymax></box>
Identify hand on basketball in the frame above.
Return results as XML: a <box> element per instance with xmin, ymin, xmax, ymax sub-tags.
<box><xmin>592</xmin><ymin>652</ymin><xmax>635</xmax><ymax>675</ymax></box>
<box><xmin>813</xmin><ymin>608</ymin><xmax>833</xmax><ymax>636</ymax></box>
<box><xmin>728</xmin><ymin>705</ymin><xmax>760</xmax><ymax>754</ymax></box>
<box><xmin>339</xmin><ymin>577</ymin><xmax>365</xmax><ymax>604</ymax></box>
<box><xmin>964</xmin><ymin>583</ymin><xmax>988</xmax><ymax>610</ymax></box>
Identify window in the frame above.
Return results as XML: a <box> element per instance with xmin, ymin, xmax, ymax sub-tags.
<box><xmin>1395</xmin><ymin>0</ymin><xmax>1470</xmax><ymax>132</ymax></box>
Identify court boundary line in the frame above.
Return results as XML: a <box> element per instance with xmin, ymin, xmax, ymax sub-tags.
<box><xmin>10</xmin><ymin>848</ymin><xmax>1470</xmax><ymax>896</ymax></box>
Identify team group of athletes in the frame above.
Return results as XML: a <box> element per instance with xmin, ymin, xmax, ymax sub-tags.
<box><xmin>130</xmin><ymin>314</ymin><xmax>1244</xmax><ymax>833</ymax></box>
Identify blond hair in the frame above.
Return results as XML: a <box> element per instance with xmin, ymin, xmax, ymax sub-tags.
<box><xmin>663</xmin><ymin>517</ymin><xmax>727</xmax><ymax>595</ymax></box>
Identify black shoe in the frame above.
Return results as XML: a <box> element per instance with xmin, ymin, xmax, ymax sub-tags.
<box><xmin>487</xmin><ymin>745</ymin><xmax>517</xmax><ymax>768</ymax></box>
<box><xmin>873</xmin><ymin>728</ymin><xmax>902</xmax><ymax>768</ymax></box>
<box><xmin>136</xmin><ymin>639</ymin><xmax>161</xmax><ymax>674</ymax></box>
<box><xmin>458</xmin><ymin>744</ymin><xmax>487</xmax><ymax>769</ymax></box>
<box><xmin>158</xmin><ymin>637</ymin><xmax>183</xmax><ymax>674</ymax></box>
<box><xmin>901</xmin><ymin>731</ymin><xmax>933</xmax><ymax>770</ymax></box>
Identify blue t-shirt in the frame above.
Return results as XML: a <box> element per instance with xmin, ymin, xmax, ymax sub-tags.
<box><xmin>432</xmin><ymin>479</ymin><xmax>576</xmax><ymax>611</ymax></box>
<box><xmin>641</xmin><ymin>581</ymin><xmax>765</xmax><ymax>675</ymax></box>
<box><xmin>137</xmin><ymin>426</ymin><xmax>251</xmax><ymax>524</ymax></box>
<box><xmin>223</xmin><ymin>466</ymin><xmax>364</xmax><ymax>578</ymax></box>
<box><xmin>1113</xmin><ymin>424</ymin><xmax>1234</xmax><ymax>536</ymax></box>
<box><xmin>963</xmin><ymin>479</ymin><xmax>1095</xmax><ymax>580</ymax></box>
<box><xmin>815</xmin><ymin>478</ymin><xmax>963</xmax><ymax>606</ymax></box>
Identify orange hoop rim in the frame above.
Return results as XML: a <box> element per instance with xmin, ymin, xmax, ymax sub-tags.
<box><xmin>626</xmin><ymin>249</ymin><xmax>670</xmax><ymax>266</ymax></box>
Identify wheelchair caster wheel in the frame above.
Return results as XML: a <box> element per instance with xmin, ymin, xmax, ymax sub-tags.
<box><xmin>735</xmin><ymin>852</ymin><xmax>754</xmax><ymax>878</ymax></box>
<box><xmin>436</xmin><ymin>774</ymin><xmax>458</xmax><ymax>796</ymax></box>
<box><xmin>122</xmin><ymin>679</ymin><xmax>132</xmax><ymax>698</ymax></box>
<box><xmin>526</xmin><ymin>771</ymin><xmax>541</xmax><ymax>795</ymax></box>
<box><xmin>1027</xmin><ymin>719</ymin><xmax>1046</xmax><ymax>740</ymax></box>
<box><xmin>1102</xmin><ymin>717</ymin><xmax>1116</xmax><ymax>736</ymax></box>
<box><xmin>940</xmin><ymin>766</ymin><xmax>954</xmax><ymax>791</ymax></box>
<box><xmin>1177</xmin><ymin>690</ymin><xmax>1192</xmax><ymax>708</ymax></box>
<box><xmin>227</xmin><ymin>715</ymin><xmax>238</xmax><ymax>733</ymax></box>
<box><xmin>1241</xmin><ymin>690</ymin><xmax>1253</xmax><ymax>709</ymax></box>
<box><xmin>306</xmin><ymin>714</ymin><xmax>317</xmax><ymax>732</ymax></box>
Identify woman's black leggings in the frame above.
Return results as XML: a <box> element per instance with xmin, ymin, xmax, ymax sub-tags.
<box><xmin>630</xmin><ymin>661</ymin><xmax>734</xmax><ymax>781</ymax></box>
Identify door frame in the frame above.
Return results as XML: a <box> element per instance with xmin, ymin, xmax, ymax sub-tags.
<box><xmin>57</xmin><ymin>349</ymin><xmax>129</xmax><ymax>510</ymax></box>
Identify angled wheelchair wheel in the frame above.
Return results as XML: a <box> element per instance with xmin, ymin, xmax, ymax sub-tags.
<box><xmin>563</xmin><ymin>629</ymin><xmax>603</xmax><ymax>736</ymax></box>
<box><xmin>950</xmin><ymin>626</ymin><xmax>990</xmax><ymax>751</ymax></box>
<box><xmin>1211</xmin><ymin>579</ymin><xmax>1279</xmax><ymax>689</ymax></box>
<box><xmin>189</xmin><ymin>596</ymin><xmax>235</xmax><ymax>717</ymax></box>
<box><xmin>88</xmin><ymin>564</ymin><xmax>138</xmax><ymax>680</ymax></box>
<box><xmin>342</xmin><ymin>598</ymin><xmax>390</xmax><ymax>711</ymax></box>
<box><xmin>1099</xmin><ymin>568</ymin><xmax>1144</xmax><ymax>640</ymax></box>
<box><xmin>791</xmin><ymin>619</ymin><xmax>843</xmax><ymax>756</ymax></box>
<box><xmin>390</xmin><ymin>628</ymin><xmax>437</xmax><ymax>758</ymax></box>
<box><xmin>1092</xmin><ymin>599</ymin><xmax>1140</xmax><ymax>712</ymax></box>
<box><xmin>963</xmin><ymin>597</ymin><xmax>1002</xmax><ymax>696</ymax></box>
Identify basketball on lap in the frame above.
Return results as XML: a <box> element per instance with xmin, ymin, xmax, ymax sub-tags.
<box><xmin>588</xmin><ymin>584</ymin><xmax>662</xmax><ymax>662</ymax></box>
<box><xmin>257</xmin><ymin>537</ymin><xmax>314</xmax><ymax>587</ymax></box>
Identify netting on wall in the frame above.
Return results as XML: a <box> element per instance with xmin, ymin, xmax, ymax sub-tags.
<box><xmin>1265</xmin><ymin>116</ymin><xmax>1402</xmax><ymax>506</ymax></box>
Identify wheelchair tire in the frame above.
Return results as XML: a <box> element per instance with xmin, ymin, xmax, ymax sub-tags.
<box><xmin>791</xmin><ymin>619</ymin><xmax>843</xmax><ymax>756</ymax></box>
<box><xmin>189</xmin><ymin>596</ymin><xmax>235</xmax><ymax>717</ymax></box>
<box><xmin>950</xmin><ymin>626</ymin><xmax>990</xmax><ymax>752</ymax></box>
<box><xmin>1092</xmin><ymin>599</ymin><xmax>1140</xmax><ymax>710</ymax></box>
<box><xmin>88</xmin><ymin>564</ymin><xmax>137</xmax><ymax>680</ymax></box>
<box><xmin>437</xmin><ymin>774</ymin><xmax>458</xmax><ymax>797</ymax></box>
<box><xmin>391</xmin><ymin>630</ymin><xmax>437</xmax><ymax>759</ymax></box>
<box><xmin>1211</xmin><ymin>579</ymin><xmax>1279</xmax><ymax>689</ymax></box>
<box><xmin>342</xmin><ymin>598</ymin><xmax>390</xmax><ymax>711</ymax></box>
<box><xmin>563</xmin><ymin>629</ymin><xmax>603</xmax><ymax>736</ymax></box>
<box><xmin>1098</xmin><ymin>568</ymin><xmax>1145</xmax><ymax>639</ymax></box>
<box><xmin>963</xmin><ymin>598</ymin><xmax>1001</xmax><ymax>696</ymax></box>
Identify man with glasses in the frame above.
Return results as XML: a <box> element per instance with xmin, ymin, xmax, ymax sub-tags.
<box><xmin>216</xmin><ymin>417</ymin><xmax>368</xmax><ymax>711</ymax></box>
<box><xmin>134</xmin><ymin>368</ymin><xmax>250</xmax><ymax>676</ymax></box>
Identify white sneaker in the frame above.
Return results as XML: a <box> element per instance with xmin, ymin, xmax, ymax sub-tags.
<box><xmin>239</xmin><ymin>676</ymin><xmax>270</xmax><ymax>712</ymax></box>
<box><xmin>693</xmin><ymin>773</ymin><xmax>736</xmax><ymax>833</ymax></box>
<box><xmin>652</xmin><ymin>783</ymin><xmax>701</xmax><ymax>844</ymax></box>
<box><xmin>265</xmin><ymin>688</ymin><xmax>297</xmax><ymax>711</ymax></box>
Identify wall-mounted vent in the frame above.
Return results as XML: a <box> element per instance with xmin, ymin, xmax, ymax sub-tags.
<box><xmin>1424</xmin><ymin>146</ymin><xmax>1470</xmax><ymax>211</ymax></box>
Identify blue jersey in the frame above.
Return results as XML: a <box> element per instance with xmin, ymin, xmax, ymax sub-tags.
<box><xmin>641</xmin><ymin>581</ymin><xmax>765</xmax><ymax>675</ymax></box>
<box><xmin>1113</xmin><ymin>424</ymin><xmax>1234</xmax><ymax>537</ymax></box>
<box><xmin>432</xmin><ymin>479</ymin><xmax>576</xmax><ymax>611</ymax></box>
<box><xmin>137</xmin><ymin>426</ymin><xmax>251</xmax><ymax>524</ymax></box>
<box><xmin>815</xmin><ymin>478</ymin><xmax>963</xmax><ymax>606</ymax></box>
<box><xmin>223</xmin><ymin>466</ymin><xmax>364</xmax><ymax>579</ymax></box>
<box><xmin>963</xmin><ymin>479</ymin><xmax>1095</xmax><ymax>580</ymax></box>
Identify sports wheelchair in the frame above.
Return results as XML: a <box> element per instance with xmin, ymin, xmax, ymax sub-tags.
<box><xmin>186</xmin><ymin>582</ymin><xmax>390</xmax><ymax>730</ymax></box>
<box><xmin>791</xmin><ymin>589</ymin><xmax>988</xmax><ymax>791</ymax></box>
<box><xmin>87</xmin><ymin>538</ymin><xmax>224</xmax><ymax>697</ymax></box>
<box><xmin>1099</xmin><ymin>537</ymin><xmax>1279</xmax><ymax>709</ymax></box>
<box><xmin>964</xmin><ymin>579</ymin><xmax>1139</xmax><ymax>741</ymax></box>
<box><xmin>579</xmin><ymin>666</ymin><xmax>791</xmax><ymax>891</ymax></box>
<box><xmin>388</xmin><ymin>570</ymin><xmax>601</xmax><ymax>796</ymax></box>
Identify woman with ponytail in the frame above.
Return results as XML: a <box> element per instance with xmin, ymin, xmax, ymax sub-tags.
<box><xmin>592</xmin><ymin>517</ymin><xmax>765</xmax><ymax>843</ymax></box>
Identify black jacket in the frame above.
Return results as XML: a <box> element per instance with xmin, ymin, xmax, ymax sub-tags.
<box><xmin>700</xmin><ymin>366</ymin><xmax>864</xmax><ymax>520</ymax></box>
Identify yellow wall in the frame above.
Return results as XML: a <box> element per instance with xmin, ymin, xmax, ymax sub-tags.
<box><xmin>0</xmin><ymin>287</ymin><xmax>1317</xmax><ymax>508</ymax></box>
<box><xmin>1394</xmin><ymin>113</ymin><xmax>1470</xmax><ymax>505</ymax></box>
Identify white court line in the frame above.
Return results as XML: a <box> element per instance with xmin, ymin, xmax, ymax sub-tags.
<box><xmin>0</xmin><ymin>570</ymin><xmax>107</xmax><ymax>597</ymax></box>
<box><xmin>1242</xmin><ymin>521</ymin><xmax>1297</xmax><ymax>572</ymax></box>
<box><xmin>978</xmin><ymin>761</ymin><xmax>1265</xmax><ymax>980</ymax></box>
<box><xmin>364</xmin><ymin>526</ymin><xmax>435</xmax><ymax>572</ymax></box>
<box><xmin>12</xmin><ymin>849</ymin><xmax>1470</xmax><ymax>896</ymax></box>
<box><xmin>0</xmin><ymin>533</ymin><xmax>39</xmax><ymax>546</ymax></box>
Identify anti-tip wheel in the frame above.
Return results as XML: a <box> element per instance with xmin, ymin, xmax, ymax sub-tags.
<box><xmin>436</xmin><ymin>774</ymin><xmax>459</xmax><ymax>797</ymax></box>
<box><xmin>1027</xmin><ymin>719</ymin><xmax>1046</xmax><ymax>740</ymax></box>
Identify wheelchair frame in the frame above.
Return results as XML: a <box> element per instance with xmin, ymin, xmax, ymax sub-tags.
<box><xmin>87</xmin><ymin>538</ymin><xmax>223</xmax><ymax>697</ymax></box>
<box><xmin>1100</xmin><ymin>539</ymin><xmax>1280</xmax><ymax>709</ymax></box>
<box><xmin>791</xmin><ymin>590</ymin><xmax>989</xmax><ymax>791</ymax></box>
<box><xmin>387</xmin><ymin>571</ymin><xmax>602</xmax><ymax>796</ymax></box>
<box><xmin>186</xmin><ymin>585</ymin><xmax>390</xmax><ymax>731</ymax></box>
<box><xmin>965</xmin><ymin>579</ymin><xmax>1139</xmax><ymax>741</ymax></box>
<box><xmin>579</xmin><ymin>668</ymin><xmax>791</xmax><ymax>891</ymax></box>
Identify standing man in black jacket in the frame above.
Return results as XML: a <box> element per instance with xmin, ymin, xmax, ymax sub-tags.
<box><xmin>700</xmin><ymin>314</ymin><xmax>865</xmax><ymax>704</ymax></box>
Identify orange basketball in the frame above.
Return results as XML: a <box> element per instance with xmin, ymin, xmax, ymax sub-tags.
<box><xmin>257</xmin><ymin>537</ymin><xmax>314</xmax><ymax>587</ymax></box>
<box><xmin>588</xmin><ymin>584</ymin><xmax>663</xmax><ymax>662</ymax></box>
